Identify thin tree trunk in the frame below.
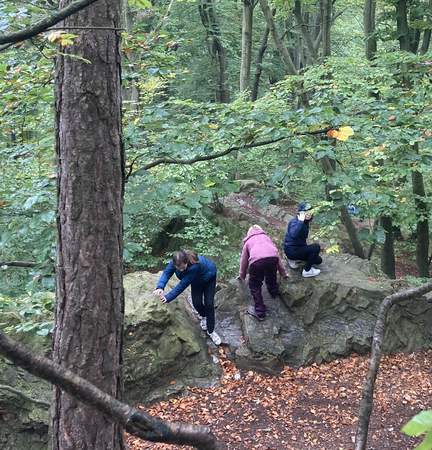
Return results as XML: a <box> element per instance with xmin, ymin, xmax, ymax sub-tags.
<box><xmin>320</xmin><ymin>0</ymin><xmax>331</xmax><ymax>56</ymax></box>
<box><xmin>354</xmin><ymin>280</ymin><xmax>432</xmax><ymax>450</ymax></box>
<box><xmin>251</xmin><ymin>24</ymin><xmax>270</xmax><ymax>101</ymax></box>
<box><xmin>380</xmin><ymin>216</ymin><xmax>395</xmax><ymax>279</ymax></box>
<box><xmin>420</xmin><ymin>29</ymin><xmax>431</xmax><ymax>54</ymax></box>
<box><xmin>259</xmin><ymin>0</ymin><xmax>297</xmax><ymax>74</ymax></box>
<box><xmin>53</xmin><ymin>1</ymin><xmax>125</xmax><ymax>449</ymax></box>
<box><xmin>240</xmin><ymin>0</ymin><xmax>254</xmax><ymax>92</ymax></box>
<box><xmin>364</xmin><ymin>0</ymin><xmax>377</xmax><ymax>60</ymax></box>
<box><xmin>199</xmin><ymin>0</ymin><xmax>230</xmax><ymax>103</ymax></box>
<box><xmin>293</xmin><ymin>0</ymin><xmax>318</xmax><ymax>61</ymax></box>
<box><xmin>412</xmin><ymin>167</ymin><xmax>430</xmax><ymax>277</ymax></box>
<box><xmin>321</xmin><ymin>156</ymin><xmax>365</xmax><ymax>259</ymax></box>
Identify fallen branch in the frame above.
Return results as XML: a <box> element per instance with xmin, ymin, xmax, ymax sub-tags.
<box><xmin>354</xmin><ymin>281</ymin><xmax>432</xmax><ymax>450</ymax></box>
<box><xmin>0</xmin><ymin>0</ymin><xmax>100</xmax><ymax>46</ymax></box>
<box><xmin>0</xmin><ymin>383</ymin><xmax>50</xmax><ymax>408</ymax></box>
<box><xmin>0</xmin><ymin>331</ymin><xmax>223</xmax><ymax>449</ymax></box>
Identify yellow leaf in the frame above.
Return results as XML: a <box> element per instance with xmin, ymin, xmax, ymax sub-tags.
<box><xmin>335</xmin><ymin>126</ymin><xmax>354</xmax><ymax>141</ymax></box>
<box><xmin>46</xmin><ymin>31</ymin><xmax>78</xmax><ymax>47</ymax></box>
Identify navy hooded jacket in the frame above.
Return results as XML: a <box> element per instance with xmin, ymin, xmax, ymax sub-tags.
<box><xmin>156</xmin><ymin>255</ymin><xmax>217</xmax><ymax>303</ymax></box>
<box><xmin>284</xmin><ymin>217</ymin><xmax>310</xmax><ymax>249</ymax></box>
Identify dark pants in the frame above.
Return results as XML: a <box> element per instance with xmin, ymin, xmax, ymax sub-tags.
<box><xmin>248</xmin><ymin>257</ymin><xmax>279</xmax><ymax>318</ymax></box>
<box><xmin>191</xmin><ymin>276</ymin><xmax>216</xmax><ymax>333</ymax></box>
<box><xmin>285</xmin><ymin>244</ymin><xmax>322</xmax><ymax>271</ymax></box>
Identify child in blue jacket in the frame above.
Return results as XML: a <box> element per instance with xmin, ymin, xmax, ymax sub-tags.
<box><xmin>153</xmin><ymin>249</ymin><xmax>221</xmax><ymax>345</ymax></box>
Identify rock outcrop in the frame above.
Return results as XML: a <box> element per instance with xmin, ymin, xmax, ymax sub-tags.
<box><xmin>216</xmin><ymin>255</ymin><xmax>432</xmax><ymax>373</ymax></box>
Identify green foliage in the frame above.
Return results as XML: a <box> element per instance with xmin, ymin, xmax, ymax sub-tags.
<box><xmin>402</xmin><ymin>411</ymin><xmax>432</xmax><ymax>450</ymax></box>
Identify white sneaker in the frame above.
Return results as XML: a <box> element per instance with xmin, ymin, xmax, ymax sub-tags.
<box><xmin>200</xmin><ymin>317</ymin><xmax>207</xmax><ymax>331</ymax></box>
<box><xmin>288</xmin><ymin>259</ymin><xmax>300</xmax><ymax>269</ymax></box>
<box><xmin>302</xmin><ymin>267</ymin><xmax>320</xmax><ymax>278</ymax></box>
<box><xmin>208</xmin><ymin>331</ymin><xmax>221</xmax><ymax>346</ymax></box>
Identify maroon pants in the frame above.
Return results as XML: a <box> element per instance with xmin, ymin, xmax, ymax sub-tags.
<box><xmin>248</xmin><ymin>257</ymin><xmax>279</xmax><ymax>318</ymax></box>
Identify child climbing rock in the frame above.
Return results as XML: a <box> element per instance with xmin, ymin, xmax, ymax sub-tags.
<box><xmin>154</xmin><ymin>249</ymin><xmax>221</xmax><ymax>345</ymax></box>
<box><xmin>284</xmin><ymin>201</ymin><xmax>322</xmax><ymax>278</ymax></box>
<box><xmin>239</xmin><ymin>225</ymin><xmax>288</xmax><ymax>321</ymax></box>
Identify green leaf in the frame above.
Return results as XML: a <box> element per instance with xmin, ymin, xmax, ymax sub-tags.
<box><xmin>402</xmin><ymin>411</ymin><xmax>432</xmax><ymax>437</ymax></box>
<box><xmin>128</xmin><ymin>0</ymin><xmax>152</xmax><ymax>9</ymax></box>
<box><xmin>414</xmin><ymin>431</ymin><xmax>432</xmax><ymax>450</ymax></box>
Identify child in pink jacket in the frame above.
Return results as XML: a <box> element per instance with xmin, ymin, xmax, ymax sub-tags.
<box><xmin>239</xmin><ymin>225</ymin><xmax>287</xmax><ymax>320</ymax></box>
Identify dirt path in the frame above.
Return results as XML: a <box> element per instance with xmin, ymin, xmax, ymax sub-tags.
<box><xmin>127</xmin><ymin>349</ymin><xmax>432</xmax><ymax>450</ymax></box>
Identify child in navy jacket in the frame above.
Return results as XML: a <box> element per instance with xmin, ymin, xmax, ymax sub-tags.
<box><xmin>154</xmin><ymin>249</ymin><xmax>221</xmax><ymax>345</ymax></box>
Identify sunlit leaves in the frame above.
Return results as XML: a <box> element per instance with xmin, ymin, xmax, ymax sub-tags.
<box><xmin>46</xmin><ymin>31</ymin><xmax>78</xmax><ymax>46</ymax></box>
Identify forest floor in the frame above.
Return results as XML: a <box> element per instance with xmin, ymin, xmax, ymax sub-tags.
<box><xmin>126</xmin><ymin>348</ymin><xmax>432</xmax><ymax>450</ymax></box>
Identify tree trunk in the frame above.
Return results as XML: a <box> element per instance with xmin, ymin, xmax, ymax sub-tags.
<box><xmin>420</xmin><ymin>29</ymin><xmax>431</xmax><ymax>54</ymax></box>
<box><xmin>395</xmin><ymin>0</ymin><xmax>411</xmax><ymax>51</ymax></box>
<box><xmin>53</xmin><ymin>0</ymin><xmax>125</xmax><ymax>449</ymax></box>
<box><xmin>199</xmin><ymin>0</ymin><xmax>230</xmax><ymax>103</ymax></box>
<box><xmin>380</xmin><ymin>216</ymin><xmax>395</xmax><ymax>279</ymax></box>
<box><xmin>259</xmin><ymin>0</ymin><xmax>297</xmax><ymax>75</ymax></box>
<box><xmin>293</xmin><ymin>0</ymin><xmax>318</xmax><ymax>61</ymax></box>
<box><xmin>320</xmin><ymin>0</ymin><xmax>331</xmax><ymax>57</ymax></box>
<box><xmin>240</xmin><ymin>0</ymin><xmax>254</xmax><ymax>92</ymax></box>
<box><xmin>251</xmin><ymin>24</ymin><xmax>270</xmax><ymax>101</ymax></box>
<box><xmin>412</xmin><ymin>167</ymin><xmax>430</xmax><ymax>277</ymax></box>
<box><xmin>363</xmin><ymin>0</ymin><xmax>377</xmax><ymax>60</ymax></box>
<box><xmin>354</xmin><ymin>280</ymin><xmax>432</xmax><ymax>450</ymax></box>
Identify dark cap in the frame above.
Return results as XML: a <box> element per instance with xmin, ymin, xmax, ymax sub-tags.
<box><xmin>298</xmin><ymin>201</ymin><xmax>312</xmax><ymax>212</ymax></box>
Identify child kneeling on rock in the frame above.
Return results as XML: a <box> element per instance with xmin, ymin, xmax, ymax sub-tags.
<box><xmin>153</xmin><ymin>249</ymin><xmax>221</xmax><ymax>345</ymax></box>
<box><xmin>239</xmin><ymin>225</ymin><xmax>288</xmax><ymax>321</ymax></box>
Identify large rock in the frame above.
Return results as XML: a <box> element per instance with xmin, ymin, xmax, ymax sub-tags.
<box><xmin>216</xmin><ymin>255</ymin><xmax>432</xmax><ymax>373</ymax></box>
<box><xmin>0</xmin><ymin>271</ymin><xmax>220</xmax><ymax>448</ymax></box>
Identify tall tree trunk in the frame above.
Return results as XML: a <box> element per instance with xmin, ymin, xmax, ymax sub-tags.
<box><xmin>420</xmin><ymin>29</ymin><xmax>431</xmax><ymax>54</ymax></box>
<box><xmin>240</xmin><ymin>0</ymin><xmax>254</xmax><ymax>92</ymax></box>
<box><xmin>293</xmin><ymin>0</ymin><xmax>318</xmax><ymax>61</ymax></box>
<box><xmin>412</xmin><ymin>168</ymin><xmax>430</xmax><ymax>277</ymax></box>
<box><xmin>53</xmin><ymin>1</ymin><xmax>125</xmax><ymax>449</ymax></box>
<box><xmin>320</xmin><ymin>0</ymin><xmax>331</xmax><ymax>56</ymax></box>
<box><xmin>380</xmin><ymin>216</ymin><xmax>396</xmax><ymax>279</ymax></box>
<box><xmin>259</xmin><ymin>0</ymin><xmax>297</xmax><ymax>74</ymax></box>
<box><xmin>251</xmin><ymin>24</ymin><xmax>270</xmax><ymax>101</ymax></box>
<box><xmin>199</xmin><ymin>0</ymin><xmax>230</xmax><ymax>103</ymax></box>
<box><xmin>364</xmin><ymin>0</ymin><xmax>377</xmax><ymax>60</ymax></box>
<box><xmin>320</xmin><ymin>156</ymin><xmax>365</xmax><ymax>259</ymax></box>
<box><xmin>396</xmin><ymin>0</ymin><xmax>411</xmax><ymax>51</ymax></box>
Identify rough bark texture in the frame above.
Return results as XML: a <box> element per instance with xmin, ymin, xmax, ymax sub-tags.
<box><xmin>53</xmin><ymin>0</ymin><xmax>125</xmax><ymax>449</ymax></box>
<box><xmin>380</xmin><ymin>216</ymin><xmax>395</xmax><ymax>279</ymax></box>
<box><xmin>240</xmin><ymin>0</ymin><xmax>254</xmax><ymax>92</ymax></box>
<box><xmin>320</xmin><ymin>0</ymin><xmax>331</xmax><ymax>57</ymax></box>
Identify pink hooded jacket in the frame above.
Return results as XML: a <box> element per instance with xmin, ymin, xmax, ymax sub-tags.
<box><xmin>239</xmin><ymin>226</ymin><xmax>287</xmax><ymax>280</ymax></box>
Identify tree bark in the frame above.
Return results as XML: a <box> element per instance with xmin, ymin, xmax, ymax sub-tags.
<box><xmin>53</xmin><ymin>0</ymin><xmax>125</xmax><ymax>449</ymax></box>
<box><xmin>293</xmin><ymin>0</ymin><xmax>318</xmax><ymax>61</ymax></box>
<box><xmin>363</xmin><ymin>0</ymin><xmax>377</xmax><ymax>60</ymax></box>
<box><xmin>412</xmin><ymin>167</ymin><xmax>430</xmax><ymax>277</ymax></box>
<box><xmin>354</xmin><ymin>280</ymin><xmax>432</xmax><ymax>450</ymax></box>
<box><xmin>320</xmin><ymin>0</ymin><xmax>332</xmax><ymax>56</ymax></box>
<box><xmin>240</xmin><ymin>0</ymin><xmax>254</xmax><ymax>92</ymax></box>
<box><xmin>420</xmin><ymin>29</ymin><xmax>431</xmax><ymax>54</ymax></box>
<box><xmin>0</xmin><ymin>331</ymin><xmax>222</xmax><ymax>449</ymax></box>
<box><xmin>199</xmin><ymin>0</ymin><xmax>230</xmax><ymax>103</ymax></box>
<box><xmin>380</xmin><ymin>216</ymin><xmax>395</xmax><ymax>279</ymax></box>
<box><xmin>259</xmin><ymin>0</ymin><xmax>298</xmax><ymax>75</ymax></box>
<box><xmin>395</xmin><ymin>0</ymin><xmax>411</xmax><ymax>52</ymax></box>
<box><xmin>251</xmin><ymin>24</ymin><xmax>270</xmax><ymax>101</ymax></box>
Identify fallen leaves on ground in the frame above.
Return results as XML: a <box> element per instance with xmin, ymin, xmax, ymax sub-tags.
<box><xmin>126</xmin><ymin>349</ymin><xmax>432</xmax><ymax>450</ymax></box>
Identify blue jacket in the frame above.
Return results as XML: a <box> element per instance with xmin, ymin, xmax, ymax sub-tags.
<box><xmin>156</xmin><ymin>255</ymin><xmax>217</xmax><ymax>303</ymax></box>
<box><xmin>284</xmin><ymin>217</ymin><xmax>310</xmax><ymax>249</ymax></box>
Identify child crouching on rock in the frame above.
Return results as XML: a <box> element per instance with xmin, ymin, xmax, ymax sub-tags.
<box><xmin>239</xmin><ymin>225</ymin><xmax>288</xmax><ymax>321</ymax></box>
<box><xmin>153</xmin><ymin>249</ymin><xmax>221</xmax><ymax>345</ymax></box>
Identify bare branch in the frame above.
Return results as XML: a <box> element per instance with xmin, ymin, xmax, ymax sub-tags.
<box><xmin>0</xmin><ymin>384</ymin><xmax>50</xmax><ymax>408</ymax></box>
<box><xmin>0</xmin><ymin>331</ymin><xmax>223</xmax><ymax>449</ymax></box>
<box><xmin>0</xmin><ymin>261</ymin><xmax>39</xmax><ymax>268</ymax></box>
<box><xmin>126</xmin><ymin>127</ymin><xmax>331</xmax><ymax>180</ymax></box>
<box><xmin>0</xmin><ymin>0</ymin><xmax>100</xmax><ymax>46</ymax></box>
<box><xmin>354</xmin><ymin>281</ymin><xmax>432</xmax><ymax>450</ymax></box>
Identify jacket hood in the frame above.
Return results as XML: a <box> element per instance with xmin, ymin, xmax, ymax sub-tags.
<box><xmin>243</xmin><ymin>227</ymin><xmax>267</xmax><ymax>243</ymax></box>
